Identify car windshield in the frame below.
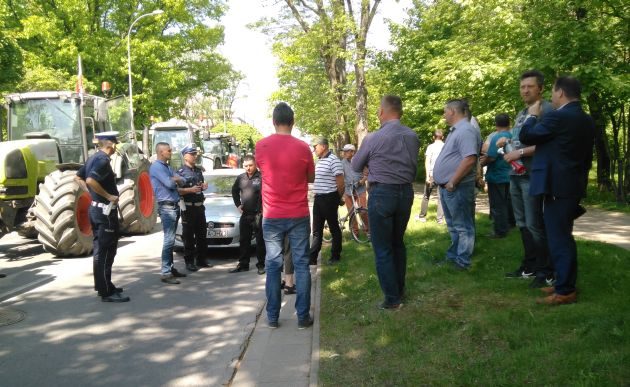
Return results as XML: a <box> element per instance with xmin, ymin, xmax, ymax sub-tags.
<box><xmin>154</xmin><ymin>130</ymin><xmax>191</xmax><ymax>153</ymax></box>
<box><xmin>204</xmin><ymin>175</ymin><xmax>235</xmax><ymax>196</ymax></box>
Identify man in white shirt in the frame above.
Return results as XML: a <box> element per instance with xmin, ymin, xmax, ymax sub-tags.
<box><xmin>416</xmin><ymin>130</ymin><xmax>444</xmax><ymax>223</ymax></box>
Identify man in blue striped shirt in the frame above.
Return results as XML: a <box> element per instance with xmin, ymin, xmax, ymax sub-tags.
<box><xmin>309</xmin><ymin>137</ymin><xmax>345</xmax><ymax>265</ymax></box>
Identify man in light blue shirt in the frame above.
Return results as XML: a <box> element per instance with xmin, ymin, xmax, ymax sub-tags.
<box><xmin>433</xmin><ymin>99</ymin><xmax>482</xmax><ymax>270</ymax></box>
<box><xmin>150</xmin><ymin>142</ymin><xmax>197</xmax><ymax>284</ymax></box>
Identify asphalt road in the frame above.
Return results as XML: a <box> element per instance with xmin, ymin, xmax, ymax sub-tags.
<box><xmin>0</xmin><ymin>224</ymin><xmax>266</xmax><ymax>387</ymax></box>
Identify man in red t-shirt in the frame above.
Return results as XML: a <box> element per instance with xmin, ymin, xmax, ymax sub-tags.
<box><xmin>255</xmin><ymin>102</ymin><xmax>315</xmax><ymax>329</ymax></box>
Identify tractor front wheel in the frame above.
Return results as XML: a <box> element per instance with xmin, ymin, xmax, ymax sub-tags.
<box><xmin>118</xmin><ymin>162</ymin><xmax>157</xmax><ymax>234</ymax></box>
<box><xmin>34</xmin><ymin>170</ymin><xmax>93</xmax><ymax>257</ymax></box>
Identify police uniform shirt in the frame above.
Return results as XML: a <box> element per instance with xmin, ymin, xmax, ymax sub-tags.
<box><xmin>231</xmin><ymin>170</ymin><xmax>262</xmax><ymax>214</ymax></box>
<box><xmin>176</xmin><ymin>164</ymin><xmax>205</xmax><ymax>203</ymax></box>
<box><xmin>77</xmin><ymin>150</ymin><xmax>119</xmax><ymax>203</ymax></box>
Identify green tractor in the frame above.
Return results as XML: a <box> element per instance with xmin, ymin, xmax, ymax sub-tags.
<box><xmin>2</xmin><ymin>91</ymin><xmax>157</xmax><ymax>256</ymax></box>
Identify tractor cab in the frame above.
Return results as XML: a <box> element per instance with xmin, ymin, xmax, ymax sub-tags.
<box><xmin>149</xmin><ymin>119</ymin><xmax>199</xmax><ymax>170</ymax></box>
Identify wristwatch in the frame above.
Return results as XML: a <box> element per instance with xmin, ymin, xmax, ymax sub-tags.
<box><xmin>519</xmin><ymin>149</ymin><xmax>524</xmax><ymax>156</ymax></box>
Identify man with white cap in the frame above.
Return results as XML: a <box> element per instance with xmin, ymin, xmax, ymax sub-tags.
<box><xmin>75</xmin><ymin>131</ymin><xmax>129</xmax><ymax>303</ymax></box>
<box><xmin>176</xmin><ymin>144</ymin><xmax>210</xmax><ymax>272</ymax></box>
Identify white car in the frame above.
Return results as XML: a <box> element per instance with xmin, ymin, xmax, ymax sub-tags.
<box><xmin>174</xmin><ymin>168</ymin><xmax>254</xmax><ymax>250</ymax></box>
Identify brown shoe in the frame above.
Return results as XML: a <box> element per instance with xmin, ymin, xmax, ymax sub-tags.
<box><xmin>540</xmin><ymin>286</ymin><xmax>555</xmax><ymax>295</ymax></box>
<box><xmin>536</xmin><ymin>292</ymin><xmax>577</xmax><ymax>305</ymax></box>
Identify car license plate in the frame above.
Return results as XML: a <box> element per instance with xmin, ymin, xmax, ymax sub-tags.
<box><xmin>207</xmin><ymin>229</ymin><xmax>228</xmax><ymax>238</ymax></box>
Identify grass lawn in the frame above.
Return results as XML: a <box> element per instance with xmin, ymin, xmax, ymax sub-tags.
<box><xmin>318</xmin><ymin>204</ymin><xmax>630</xmax><ymax>386</ymax></box>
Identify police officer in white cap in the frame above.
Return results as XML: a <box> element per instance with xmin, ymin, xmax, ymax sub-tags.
<box><xmin>75</xmin><ymin>131</ymin><xmax>130</xmax><ymax>303</ymax></box>
<box><xmin>176</xmin><ymin>144</ymin><xmax>211</xmax><ymax>271</ymax></box>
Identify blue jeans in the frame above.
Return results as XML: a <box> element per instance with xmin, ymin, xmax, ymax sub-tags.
<box><xmin>158</xmin><ymin>203</ymin><xmax>180</xmax><ymax>275</ymax></box>
<box><xmin>510</xmin><ymin>175</ymin><xmax>552</xmax><ymax>276</ymax></box>
<box><xmin>440</xmin><ymin>180</ymin><xmax>476</xmax><ymax>268</ymax></box>
<box><xmin>263</xmin><ymin>217</ymin><xmax>311</xmax><ymax>323</ymax></box>
<box><xmin>367</xmin><ymin>183</ymin><xmax>414</xmax><ymax>306</ymax></box>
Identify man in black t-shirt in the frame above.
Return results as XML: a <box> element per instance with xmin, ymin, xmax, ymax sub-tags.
<box><xmin>230</xmin><ymin>155</ymin><xmax>266</xmax><ymax>274</ymax></box>
<box><xmin>75</xmin><ymin>131</ymin><xmax>129</xmax><ymax>303</ymax></box>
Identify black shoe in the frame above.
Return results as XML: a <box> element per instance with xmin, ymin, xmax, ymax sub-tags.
<box><xmin>280</xmin><ymin>280</ymin><xmax>286</xmax><ymax>290</ymax></box>
<box><xmin>171</xmin><ymin>268</ymin><xmax>187</xmax><ymax>278</ymax></box>
<box><xmin>298</xmin><ymin>316</ymin><xmax>314</xmax><ymax>329</ymax></box>
<box><xmin>114</xmin><ymin>287</ymin><xmax>123</xmax><ymax>294</ymax></box>
<box><xmin>257</xmin><ymin>266</ymin><xmax>266</xmax><ymax>275</ymax></box>
<box><xmin>529</xmin><ymin>276</ymin><xmax>548</xmax><ymax>288</ymax></box>
<box><xmin>161</xmin><ymin>275</ymin><xmax>180</xmax><ymax>284</ymax></box>
<box><xmin>186</xmin><ymin>263</ymin><xmax>199</xmax><ymax>272</ymax></box>
<box><xmin>379</xmin><ymin>301</ymin><xmax>403</xmax><ymax>310</ymax></box>
<box><xmin>229</xmin><ymin>265</ymin><xmax>249</xmax><ymax>273</ymax></box>
<box><xmin>284</xmin><ymin>285</ymin><xmax>296</xmax><ymax>295</ymax></box>
<box><xmin>268</xmin><ymin>320</ymin><xmax>279</xmax><ymax>329</ymax></box>
<box><xmin>309</xmin><ymin>255</ymin><xmax>318</xmax><ymax>265</ymax></box>
<box><xmin>196</xmin><ymin>260</ymin><xmax>212</xmax><ymax>268</ymax></box>
<box><xmin>505</xmin><ymin>268</ymin><xmax>534</xmax><ymax>279</ymax></box>
<box><xmin>327</xmin><ymin>258</ymin><xmax>340</xmax><ymax>265</ymax></box>
<box><xmin>101</xmin><ymin>293</ymin><xmax>130</xmax><ymax>303</ymax></box>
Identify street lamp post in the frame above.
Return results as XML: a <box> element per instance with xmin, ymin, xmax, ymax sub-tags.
<box><xmin>127</xmin><ymin>9</ymin><xmax>163</xmax><ymax>142</ymax></box>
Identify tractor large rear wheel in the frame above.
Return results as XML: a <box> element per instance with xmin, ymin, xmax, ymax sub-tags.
<box><xmin>34</xmin><ymin>170</ymin><xmax>93</xmax><ymax>257</ymax></box>
<box><xmin>118</xmin><ymin>161</ymin><xmax>157</xmax><ymax>234</ymax></box>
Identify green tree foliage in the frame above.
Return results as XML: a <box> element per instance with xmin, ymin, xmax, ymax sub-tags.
<box><xmin>0</xmin><ymin>0</ymin><xmax>236</xmax><ymax>132</ymax></box>
<box><xmin>261</xmin><ymin>0</ymin><xmax>383</xmax><ymax>148</ymax></box>
<box><xmin>222</xmin><ymin>121</ymin><xmax>263</xmax><ymax>153</ymax></box>
<box><xmin>381</xmin><ymin>0</ymin><xmax>629</xmax><ymax>201</ymax></box>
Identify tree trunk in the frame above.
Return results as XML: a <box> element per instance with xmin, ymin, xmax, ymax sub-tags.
<box><xmin>351</xmin><ymin>0</ymin><xmax>380</xmax><ymax>147</ymax></box>
<box><xmin>587</xmin><ymin>92</ymin><xmax>613</xmax><ymax>191</ymax></box>
<box><xmin>354</xmin><ymin>59</ymin><xmax>369</xmax><ymax>146</ymax></box>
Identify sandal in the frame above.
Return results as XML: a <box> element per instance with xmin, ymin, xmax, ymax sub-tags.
<box><xmin>284</xmin><ymin>285</ymin><xmax>296</xmax><ymax>295</ymax></box>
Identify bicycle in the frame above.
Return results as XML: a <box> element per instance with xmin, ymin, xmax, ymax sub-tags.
<box><xmin>322</xmin><ymin>185</ymin><xmax>370</xmax><ymax>244</ymax></box>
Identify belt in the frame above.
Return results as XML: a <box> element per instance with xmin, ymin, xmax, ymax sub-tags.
<box><xmin>369</xmin><ymin>182</ymin><xmax>412</xmax><ymax>188</ymax></box>
<box><xmin>91</xmin><ymin>201</ymin><xmax>117</xmax><ymax>209</ymax></box>
<box><xmin>158</xmin><ymin>200</ymin><xmax>176</xmax><ymax>206</ymax></box>
<box><xmin>438</xmin><ymin>184</ymin><xmax>446</xmax><ymax>188</ymax></box>
<box><xmin>315</xmin><ymin>191</ymin><xmax>339</xmax><ymax>197</ymax></box>
<box><xmin>184</xmin><ymin>202</ymin><xmax>204</xmax><ymax>207</ymax></box>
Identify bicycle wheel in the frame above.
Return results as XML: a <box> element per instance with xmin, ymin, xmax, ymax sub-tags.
<box><xmin>349</xmin><ymin>208</ymin><xmax>370</xmax><ymax>244</ymax></box>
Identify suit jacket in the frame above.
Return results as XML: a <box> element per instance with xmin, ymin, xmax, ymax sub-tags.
<box><xmin>519</xmin><ymin>101</ymin><xmax>595</xmax><ymax>198</ymax></box>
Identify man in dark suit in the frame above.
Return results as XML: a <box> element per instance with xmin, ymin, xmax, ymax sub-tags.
<box><xmin>520</xmin><ymin>76</ymin><xmax>595</xmax><ymax>305</ymax></box>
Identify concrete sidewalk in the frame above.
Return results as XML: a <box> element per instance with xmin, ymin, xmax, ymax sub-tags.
<box><xmin>230</xmin><ymin>264</ymin><xmax>320</xmax><ymax>387</ymax></box>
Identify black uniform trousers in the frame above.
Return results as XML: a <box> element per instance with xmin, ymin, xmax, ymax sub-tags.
<box><xmin>310</xmin><ymin>191</ymin><xmax>342</xmax><ymax>262</ymax></box>
<box><xmin>90</xmin><ymin>206</ymin><xmax>119</xmax><ymax>297</ymax></box>
<box><xmin>238</xmin><ymin>212</ymin><xmax>266</xmax><ymax>268</ymax></box>
<box><xmin>181</xmin><ymin>204</ymin><xmax>208</xmax><ymax>265</ymax></box>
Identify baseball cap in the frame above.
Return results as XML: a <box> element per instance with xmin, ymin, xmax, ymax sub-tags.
<box><xmin>342</xmin><ymin>144</ymin><xmax>356</xmax><ymax>151</ymax></box>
